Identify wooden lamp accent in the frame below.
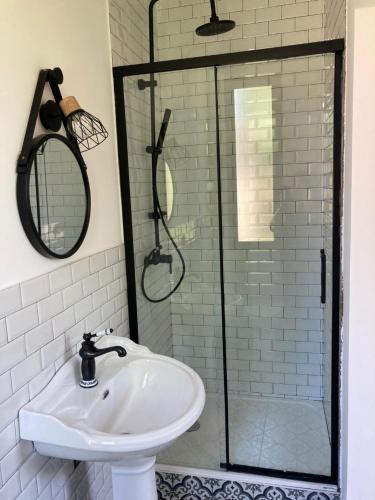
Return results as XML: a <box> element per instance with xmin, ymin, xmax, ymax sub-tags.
<box><xmin>59</xmin><ymin>96</ymin><xmax>82</xmax><ymax>117</ymax></box>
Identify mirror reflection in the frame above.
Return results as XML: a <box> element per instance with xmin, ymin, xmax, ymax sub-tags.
<box><xmin>29</xmin><ymin>137</ymin><xmax>87</xmax><ymax>255</ymax></box>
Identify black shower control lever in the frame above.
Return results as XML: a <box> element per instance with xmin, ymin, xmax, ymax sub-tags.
<box><xmin>148</xmin><ymin>210</ymin><xmax>167</xmax><ymax>220</ymax></box>
<box><xmin>138</xmin><ymin>79</ymin><xmax>158</xmax><ymax>90</ymax></box>
<box><xmin>79</xmin><ymin>329</ymin><xmax>126</xmax><ymax>388</ymax></box>
<box><xmin>146</xmin><ymin>145</ymin><xmax>162</xmax><ymax>155</ymax></box>
<box><xmin>144</xmin><ymin>247</ymin><xmax>173</xmax><ymax>274</ymax></box>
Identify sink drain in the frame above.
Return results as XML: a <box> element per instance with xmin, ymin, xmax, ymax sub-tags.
<box><xmin>187</xmin><ymin>421</ymin><xmax>200</xmax><ymax>432</ymax></box>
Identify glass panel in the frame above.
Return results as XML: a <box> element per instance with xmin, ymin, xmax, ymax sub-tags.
<box><xmin>217</xmin><ymin>54</ymin><xmax>334</xmax><ymax>476</ymax></box>
<box><xmin>123</xmin><ymin>68</ymin><xmax>226</xmax><ymax>470</ymax></box>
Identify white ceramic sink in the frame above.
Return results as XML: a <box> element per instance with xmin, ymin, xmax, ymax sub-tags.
<box><xmin>20</xmin><ymin>335</ymin><xmax>205</xmax><ymax>500</ymax></box>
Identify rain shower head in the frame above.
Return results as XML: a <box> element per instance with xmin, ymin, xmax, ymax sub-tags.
<box><xmin>196</xmin><ymin>0</ymin><xmax>236</xmax><ymax>36</ymax></box>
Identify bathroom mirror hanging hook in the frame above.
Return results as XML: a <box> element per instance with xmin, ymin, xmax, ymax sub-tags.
<box><xmin>17</xmin><ymin>67</ymin><xmax>82</xmax><ymax>173</ymax></box>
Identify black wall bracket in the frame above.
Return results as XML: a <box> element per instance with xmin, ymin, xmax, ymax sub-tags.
<box><xmin>17</xmin><ymin>67</ymin><xmax>82</xmax><ymax>173</ymax></box>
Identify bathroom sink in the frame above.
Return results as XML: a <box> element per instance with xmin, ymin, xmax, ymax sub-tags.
<box><xmin>20</xmin><ymin>335</ymin><xmax>205</xmax><ymax>500</ymax></box>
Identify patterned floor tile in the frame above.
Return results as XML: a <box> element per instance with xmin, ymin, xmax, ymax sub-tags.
<box><xmin>158</xmin><ymin>394</ymin><xmax>331</xmax><ymax>476</ymax></box>
<box><xmin>156</xmin><ymin>472</ymin><xmax>341</xmax><ymax>500</ymax></box>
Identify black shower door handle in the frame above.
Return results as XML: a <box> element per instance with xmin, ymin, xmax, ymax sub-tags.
<box><xmin>320</xmin><ymin>249</ymin><xmax>326</xmax><ymax>304</ymax></box>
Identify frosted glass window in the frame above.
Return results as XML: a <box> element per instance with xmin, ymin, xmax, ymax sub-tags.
<box><xmin>234</xmin><ymin>86</ymin><xmax>274</xmax><ymax>242</ymax></box>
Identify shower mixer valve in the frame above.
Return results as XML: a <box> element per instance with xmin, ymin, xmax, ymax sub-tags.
<box><xmin>144</xmin><ymin>247</ymin><xmax>173</xmax><ymax>274</ymax></box>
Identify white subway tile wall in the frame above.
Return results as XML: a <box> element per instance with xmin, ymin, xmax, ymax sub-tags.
<box><xmin>154</xmin><ymin>0</ymin><xmax>326</xmax><ymax>61</ymax></box>
<box><xmin>0</xmin><ymin>245</ymin><xmax>127</xmax><ymax>498</ymax></box>
<box><xmin>111</xmin><ymin>0</ymin><xmax>345</xmax><ymax>402</ymax></box>
<box><xmin>156</xmin><ymin>55</ymin><xmax>336</xmax><ymax>399</ymax></box>
<box><xmin>111</xmin><ymin>0</ymin><xmax>174</xmax><ymax>357</ymax></box>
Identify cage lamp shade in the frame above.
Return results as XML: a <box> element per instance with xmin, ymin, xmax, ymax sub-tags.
<box><xmin>59</xmin><ymin>96</ymin><xmax>108</xmax><ymax>152</ymax></box>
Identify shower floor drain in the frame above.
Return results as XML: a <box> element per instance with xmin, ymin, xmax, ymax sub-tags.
<box><xmin>187</xmin><ymin>421</ymin><xmax>200</xmax><ymax>432</ymax></box>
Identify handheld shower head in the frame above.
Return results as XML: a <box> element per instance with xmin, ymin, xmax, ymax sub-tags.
<box><xmin>156</xmin><ymin>108</ymin><xmax>171</xmax><ymax>151</ymax></box>
<box><xmin>196</xmin><ymin>0</ymin><xmax>236</xmax><ymax>36</ymax></box>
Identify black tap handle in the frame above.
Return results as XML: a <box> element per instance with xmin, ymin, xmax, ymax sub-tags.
<box><xmin>83</xmin><ymin>332</ymin><xmax>95</xmax><ymax>342</ymax></box>
<box><xmin>83</xmin><ymin>328</ymin><xmax>113</xmax><ymax>342</ymax></box>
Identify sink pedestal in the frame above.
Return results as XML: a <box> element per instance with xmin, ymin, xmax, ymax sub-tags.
<box><xmin>111</xmin><ymin>457</ymin><xmax>157</xmax><ymax>500</ymax></box>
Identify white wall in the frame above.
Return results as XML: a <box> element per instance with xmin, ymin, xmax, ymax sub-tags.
<box><xmin>0</xmin><ymin>0</ymin><xmax>122</xmax><ymax>289</ymax></box>
<box><xmin>342</xmin><ymin>1</ymin><xmax>375</xmax><ymax>498</ymax></box>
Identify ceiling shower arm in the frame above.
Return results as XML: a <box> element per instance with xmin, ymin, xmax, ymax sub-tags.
<box><xmin>209</xmin><ymin>0</ymin><xmax>219</xmax><ymax>20</ymax></box>
<box><xmin>149</xmin><ymin>0</ymin><xmax>159</xmax><ymax>64</ymax></box>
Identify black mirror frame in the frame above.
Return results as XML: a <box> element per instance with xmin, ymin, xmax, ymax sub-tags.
<box><xmin>17</xmin><ymin>133</ymin><xmax>91</xmax><ymax>259</ymax></box>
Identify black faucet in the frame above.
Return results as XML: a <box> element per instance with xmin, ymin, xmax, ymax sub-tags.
<box><xmin>79</xmin><ymin>329</ymin><xmax>127</xmax><ymax>388</ymax></box>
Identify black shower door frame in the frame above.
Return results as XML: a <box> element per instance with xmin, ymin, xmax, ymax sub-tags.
<box><xmin>113</xmin><ymin>39</ymin><xmax>344</xmax><ymax>485</ymax></box>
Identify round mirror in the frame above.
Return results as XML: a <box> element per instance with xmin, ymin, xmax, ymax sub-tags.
<box><xmin>17</xmin><ymin>134</ymin><xmax>90</xmax><ymax>258</ymax></box>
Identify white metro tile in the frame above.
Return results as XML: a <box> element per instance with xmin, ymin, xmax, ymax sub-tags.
<box><xmin>28</xmin><ymin>364</ymin><xmax>56</xmax><ymax>400</ymax></box>
<box><xmin>74</xmin><ymin>296</ymin><xmax>93</xmax><ymax>322</ymax></box>
<box><xmin>37</xmin><ymin>293</ymin><xmax>64</xmax><ymax>324</ymax></box>
<box><xmin>93</xmin><ymin>288</ymin><xmax>108</xmax><ymax>309</ymax></box>
<box><xmin>25</xmin><ymin>321</ymin><xmax>53</xmax><ymax>356</ymax></box>
<box><xmin>0</xmin><ymin>422</ymin><xmax>17</xmax><ymax>461</ymax></box>
<box><xmin>51</xmin><ymin>460</ymin><xmax>74</xmax><ymax>497</ymax></box>
<box><xmin>37</xmin><ymin>484</ymin><xmax>52</xmax><ymax>500</ymax></box>
<box><xmin>20</xmin><ymin>275</ymin><xmax>50</xmax><ymax>307</ymax></box>
<box><xmin>99</xmin><ymin>267</ymin><xmax>114</xmax><ymax>287</ymax></box>
<box><xmin>62</xmin><ymin>282</ymin><xmax>83</xmax><ymax>309</ymax></box>
<box><xmin>0</xmin><ymin>439</ymin><xmax>33</xmax><ymax>484</ymax></box>
<box><xmin>0</xmin><ymin>372</ymin><xmax>12</xmax><ymax>405</ymax></box>
<box><xmin>0</xmin><ymin>386</ymin><xmax>29</xmax><ymax>432</ymax></box>
<box><xmin>0</xmin><ymin>337</ymin><xmax>26</xmax><ymax>376</ymax></box>
<box><xmin>89</xmin><ymin>252</ymin><xmax>106</xmax><ymax>273</ymax></box>
<box><xmin>11</xmin><ymin>352</ymin><xmax>42</xmax><ymax>393</ymax></box>
<box><xmin>49</xmin><ymin>267</ymin><xmax>72</xmax><ymax>294</ymax></box>
<box><xmin>65</xmin><ymin>321</ymin><xmax>85</xmax><ymax>351</ymax></box>
<box><xmin>0</xmin><ymin>469</ymin><xmax>21</xmax><ymax>499</ymax></box>
<box><xmin>71</xmin><ymin>258</ymin><xmax>90</xmax><ymax>282</ymax></box>
<box><xmin>0</xmin><ymin>319</ymin><xmax>6</xmax><ymax>347</ymax></box>
<box><xmin>85</xmin><ymin>309</ymin><xmax>102</xmax><ymax>332</ymax></box>
<box><xmin>36</xmin><ymin>458</ymin><xmax>64</xmax><ymax>494</ymax></box>
<box><xmin>52</xmin><ymin>307</ymin><xmax>75</xmax><ymax>338</ymax></box>
<box><xmin>19</xmin><ymin>452</ymin><xmax>49</xmax><ymax>490</ymax></box>
<box><xmin>41</xmin><ymin>336</ymin><xmax>66</xmax><ymax>368</ymax></box>
<box><xmin>105</xmin><ymin>247</ymin><xmax>119</xmax><ymax>267</ymax></box>
<box><xmin>107</xmin><ymin>280</ymin><xmax>121</xmax><ymax>300</ymax></box>
<box><xmin>6</xmin><ymin>305</ymin><xmax>39</xmax><ymax>341</ymax></box>
<box><xmin>17</xmin><ymin>478</ymin><xmax>38</xmax><ymax>500</ymax></box>
<box><xmin>82</xmin><ymin>274</ymin><xmax>100</xmax><ymax>297</ymax></box>
<box><xmin>0</xmin><ymin>285</ymin><xmax>22</xmax><ymax>319</ymax></box>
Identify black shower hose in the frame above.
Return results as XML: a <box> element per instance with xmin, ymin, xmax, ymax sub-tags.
<box><xmin>141</xmin><ymin>161</ymin><xmax>186</xmax><ymax>303</ymax></box>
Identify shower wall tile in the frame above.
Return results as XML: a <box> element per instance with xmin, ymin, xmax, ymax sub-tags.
<box><xmin>155</xmin><ymin>0</ymin><xmax>326</xmax><ymax>61</ymax></box>
<box><xmin>110</xmin><ymin>0</ymin><xmax>174</xmax><ymax>359</ymax></box>
<box><xmin>0</xmin><ymin>245</ymin><xmax>127</xmax><ymax>498</ymax></box>
<box><xmin>158</xmin><ymin>53</ymin><xmax>335</xmax><ymax>399</ymax></box>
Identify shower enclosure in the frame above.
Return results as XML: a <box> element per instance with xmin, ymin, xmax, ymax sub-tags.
<box><xmin>113</xmin><ymin>39</ymin><xmax>343</xmax><ymax>484</ymax></box>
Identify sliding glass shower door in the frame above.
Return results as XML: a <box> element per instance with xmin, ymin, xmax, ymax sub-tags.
<box><xmin>116</xmin><ymin>44</ymin><xmax>341</xmax><ymax>482</ymax></box>
<box><xmin>216</xmin><ymin>54</ymin><xmax>335</xmax><ymax>476</ymax></box>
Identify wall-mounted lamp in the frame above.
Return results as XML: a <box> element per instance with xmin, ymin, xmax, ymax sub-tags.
<box><xmin>37</xmin><ymin>67</ymin><xmax>108</xmax><ymax>153</ymax></box>
<box><xmin>59</xmin><ymin>97</ymin><xmax>108</xmax><ymax>152</ymax></box>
